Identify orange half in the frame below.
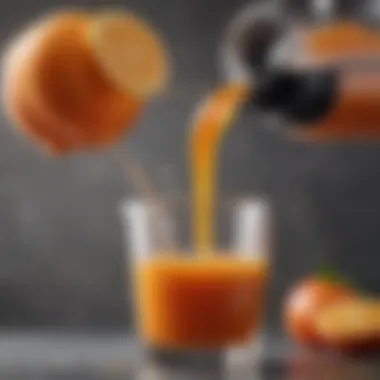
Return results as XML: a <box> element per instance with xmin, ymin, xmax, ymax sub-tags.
<box><xmin>2</xmin><ymin>9</ymin><xmax>171</xmax><ymax>154</ymax></box>
<box><xmin>88</xmin><ymin>10</ymin><xmax>170</xmax><ymax>99</ymax></box>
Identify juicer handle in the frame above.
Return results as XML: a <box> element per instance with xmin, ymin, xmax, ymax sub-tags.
<box><xmin>220</xmin><ymin>2</ymin><xmax>289</xmax><ymax>84</ymax></box>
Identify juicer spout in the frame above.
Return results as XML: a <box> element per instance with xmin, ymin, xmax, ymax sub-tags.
<box><xmin>251</xmin><ymin>68</ymin><xmax>338</xmax><ymax>124</ymax></box>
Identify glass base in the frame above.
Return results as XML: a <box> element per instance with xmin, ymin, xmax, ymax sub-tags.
<box><xmin>144</xmin><ymin>345</ymin><xmax>225</xmax><ymax>370</ymax></box>
<box><xmin>141</xmin><ymin>338</ymin><xmax>264</xmax><ymax>368</ymax></box>
<box><xmin>135</xmin><ymin>339</ymin><xmax>265</xmax><ymax>380</ymax></box>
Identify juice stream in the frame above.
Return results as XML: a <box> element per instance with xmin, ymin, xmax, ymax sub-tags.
<box><xmin>133</xmin><ymin>79</ymin><xmax>268</xmax><ymax>350</ymax></box>
<box><xmin>189</xmin><ymin>83</ymin><xmax>251</xmax><ymax>255</ymax></box>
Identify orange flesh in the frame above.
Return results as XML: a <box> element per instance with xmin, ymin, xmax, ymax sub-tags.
<box><xmin>134</xmin><ymin>256</ymin><xmax>268</xmax><ymax>349</ymax></box>
<box><xmin>89</xmin><ymin>11</ymin><xmax>169</xmax><ymax>97</ymax></box>
<box><xmin>316</xmin><ymin>299</ymin><xmax>380</xmax><ymax>341</ymax></box>
<box><xmin>284</xmin><ymin>281</ymin><xmax>354</xmax><ymax>345</ymax></box>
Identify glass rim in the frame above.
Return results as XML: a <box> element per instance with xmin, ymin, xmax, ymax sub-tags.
<box><xmin>119</xmin><ymin>194</ymin><xmax>270</xmax><ymax>214</ymax></box>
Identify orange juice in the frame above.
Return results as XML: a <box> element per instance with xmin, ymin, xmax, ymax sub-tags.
<box><xmin>189</xmin><ymin>84</ymin><xmax>250</xmax><ymax>254</ymax></box>
<box><xmin>133</xmin><ymin>84</ymin><xmax>268</xmax><ymax>350</ymax></box>
<box><xmin>134</xmin><ymin>256</ymin><xmax>268</xmax><ymax>349</ymax></box>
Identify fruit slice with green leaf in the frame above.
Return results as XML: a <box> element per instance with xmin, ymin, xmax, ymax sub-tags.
<box><xmin>283</xmin><ymin>267</ymin><xmax>356</xmax><ymax>347</ymax></box>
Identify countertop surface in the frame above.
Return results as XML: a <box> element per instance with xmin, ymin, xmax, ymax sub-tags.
<box><xmin>0</xmin><ymin>332</ymin><xmax>379</xmax><ymax>379</ymax></box>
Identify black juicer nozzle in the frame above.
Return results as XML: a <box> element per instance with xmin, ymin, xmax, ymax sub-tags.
<box><xmin>252</xmin><ymin>68</ymin><xmax>338</xmax><ymax>125</ymax></box>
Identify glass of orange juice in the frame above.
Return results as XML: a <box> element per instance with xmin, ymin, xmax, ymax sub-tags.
<box><xmin>121</xmin><ymin>196</ymin><xmax>270</xmax><ymax>365</ymax></box>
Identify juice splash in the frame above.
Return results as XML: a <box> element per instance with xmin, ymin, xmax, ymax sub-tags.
<box><xmin>189</xmin><ymin>83</ymin><xmax>251</xmax><ymax>254</ymax></box>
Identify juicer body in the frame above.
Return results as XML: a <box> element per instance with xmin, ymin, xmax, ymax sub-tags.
<box><xmin>221</xmin><ymin>0</ymin><xmax>380</xmax><ymax>141</ymax></box>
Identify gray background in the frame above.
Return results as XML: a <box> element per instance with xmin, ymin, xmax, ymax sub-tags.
<box><xmin>0</xmin><ymin>0</ymin><xmax>379</xmax><ymax>333</ymax></box>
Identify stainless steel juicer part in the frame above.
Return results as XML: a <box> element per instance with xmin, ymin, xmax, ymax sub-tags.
<box><xmin>220</xmin><ymin>0</ymin><xmax>380</xmax><ymax>85</ymax></box>
<box><xmin>220</xmin><ymin>2</ymin><xmax>284</xmax><ymax>84</ymax></box>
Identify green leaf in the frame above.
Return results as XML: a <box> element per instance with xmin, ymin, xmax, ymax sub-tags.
<box><xmin>316</xmin><ymin>264</ymin><xmax>354</xmax><ymax>288</ymax></box>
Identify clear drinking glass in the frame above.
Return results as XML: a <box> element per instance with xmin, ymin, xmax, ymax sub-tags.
<box><xmin>120</xmin><ymin>196</ymin><xmax>270</xmax><ymax>367</ymax></box>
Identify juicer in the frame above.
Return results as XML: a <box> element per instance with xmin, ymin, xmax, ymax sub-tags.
<box><xmin>222</xmin><ymin>0</ymin><xmax>380</xmax><ymax>141</ymax></box>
